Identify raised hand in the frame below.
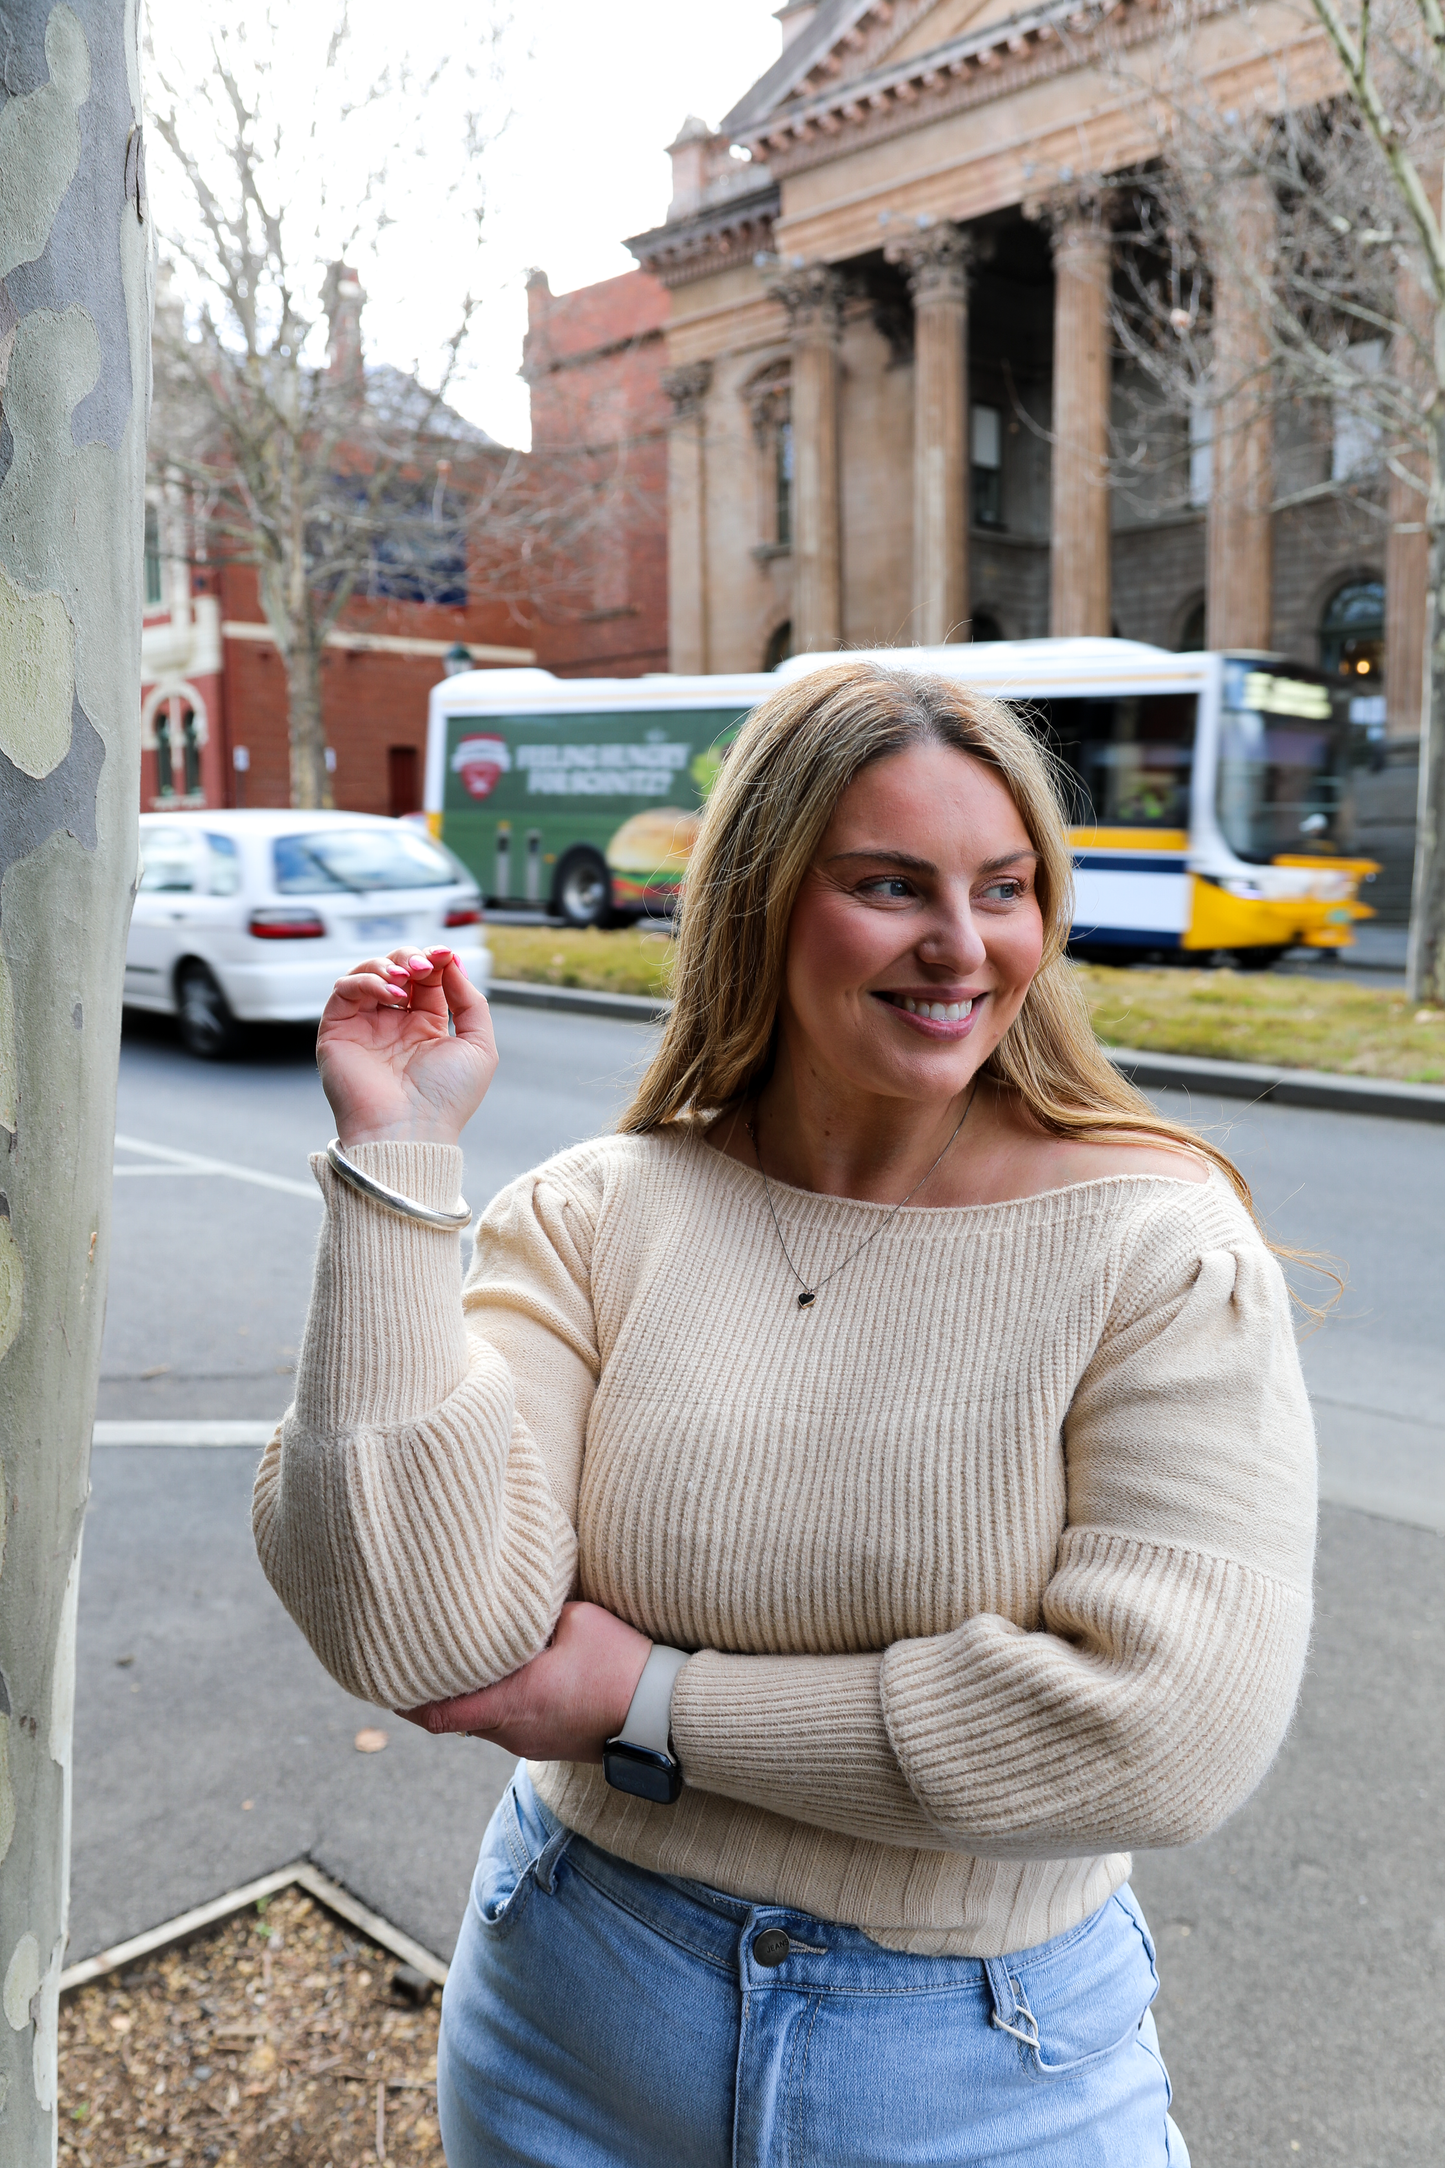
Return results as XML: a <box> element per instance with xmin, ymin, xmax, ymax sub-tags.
<box><xmin>318</xmin><ymin>946</ymin><xmax>498</xmax><ymax>1150</ymax></box>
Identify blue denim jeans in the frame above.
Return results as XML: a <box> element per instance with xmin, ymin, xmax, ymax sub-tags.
<box><xmin>438</xmin><ymin>1770</ymin><xmax>1189</xmax><ymax>2167</ymax></box>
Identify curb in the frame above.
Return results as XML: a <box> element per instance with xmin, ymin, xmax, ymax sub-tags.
<box><xmin>487</xmin><ymin>980</ymin><xmax>1445</xmax><ymax>1123</ymax></box>
<box><xmin>487</xmin><ymin>978</ymin><xmax>670</xmax><ymax>1024</ymax></box>
<box><xmin>60</xmin><ymin>1860</ymin><xmax>448</xmax><ymax>1994</ymax></box>
<box><xmin>1105</xmin><ymin>1046</ymin><xmax>1445</xmax><ymax>1122</ymax></box>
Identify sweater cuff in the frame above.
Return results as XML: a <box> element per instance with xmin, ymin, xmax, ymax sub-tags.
<box><xmin>670</xmin><ymin>1650</ymin><xmax>924</xmax><ymax>1837</ymax></box>
<box><xmin>295</xmin><ymin>1141</ymin><xmax>470</xmax><ymax>1432</ymax></box>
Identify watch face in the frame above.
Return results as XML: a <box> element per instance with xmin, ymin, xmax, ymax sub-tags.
<box><xmin>603</xmin><ymin>1741</ymin><xmax>682</xmax><ymax>1805</ymax></box>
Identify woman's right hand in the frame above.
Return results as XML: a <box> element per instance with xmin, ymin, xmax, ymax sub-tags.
<box><xmin>317</xmin><ymin>946</ymin><xmax>498</xmax><ymax>1149</ymax></box>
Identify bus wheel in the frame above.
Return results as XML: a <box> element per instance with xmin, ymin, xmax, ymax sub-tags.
<box><xmin>555</xmin><ymin>847</ymin><xmax>615</xmax><ymax>929</ymax></box>
<box><xmin>1232</xmin><ymin>945</ymin><xmax>1290</xmax><ymax>972</ymax></box>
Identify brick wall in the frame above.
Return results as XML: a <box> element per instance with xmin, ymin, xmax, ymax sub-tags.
<box><xmin>523</xmin><ymin>268</ymin><xmax>670</xmax><ymax>677</ymax></box>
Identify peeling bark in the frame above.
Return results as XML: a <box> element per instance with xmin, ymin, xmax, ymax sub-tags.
<box><xmin>0</xmin><ymin>4</ymin><xmax>148</xmax><ymax>2158</ymax></box>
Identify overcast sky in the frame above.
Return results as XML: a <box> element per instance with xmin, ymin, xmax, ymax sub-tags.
<box><xmin>454</xmin><ymin>1</ymin><xmax>781</xmax><ymax>445</ymax></box>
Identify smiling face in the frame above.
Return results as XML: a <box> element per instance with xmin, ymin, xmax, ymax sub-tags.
<box><xmin>777</xmin><ymin>738</ymin><xmax>1046</xmax><ymax>1114</ymax></box>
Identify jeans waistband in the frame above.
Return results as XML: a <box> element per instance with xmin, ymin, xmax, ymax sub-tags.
<box><xmin>511</xmin><ymin>1770</ymin><xmax>1120</xmax><ymax>2007</ymax></box>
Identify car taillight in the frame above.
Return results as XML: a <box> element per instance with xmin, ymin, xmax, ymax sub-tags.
<box><xmin>444</xmin><ymin>904</ymin><xmax>482</xmax><ymax>927</ymax></box>
<box><xmin>249</xmin><ymin>909</ymin><xmax>326</xmax><ymax>939</ymax></box>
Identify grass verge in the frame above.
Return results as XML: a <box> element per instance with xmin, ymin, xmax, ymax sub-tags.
<box><xmin>485</xmin><ymin>925</ymin><xmax>1445</xmax><ymax>1084</ymax></box>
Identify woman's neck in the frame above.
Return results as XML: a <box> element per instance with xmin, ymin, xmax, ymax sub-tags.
<box><xmin>744</xmin><ymin>1058</ymin><xmax>981</xmax><ymax>1206</ymax></box>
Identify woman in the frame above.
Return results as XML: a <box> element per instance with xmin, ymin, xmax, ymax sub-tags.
<box><xmin>254</xmin><ymin>661</ymin><xmax>1315</xmax><ymax>2167</ymax></box>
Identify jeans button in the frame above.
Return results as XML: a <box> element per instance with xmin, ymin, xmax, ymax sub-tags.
<box><xmin>752</xmin><ymin>1927</ymin><xmax>790</xmax><ymax>1968</ymax></box>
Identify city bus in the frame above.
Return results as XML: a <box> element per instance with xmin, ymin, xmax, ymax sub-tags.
<box><xmin>424</xmin><ymin>637</ymin><xmax>1377</xmax><ymax>961</ymax></box>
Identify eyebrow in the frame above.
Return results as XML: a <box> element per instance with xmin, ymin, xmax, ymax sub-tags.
<box><xmin>824</xmin><ymin>847</ymin><xmax>1040</xmax><ymax>875</ymax></box>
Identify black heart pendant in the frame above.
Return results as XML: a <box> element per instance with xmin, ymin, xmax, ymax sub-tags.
<box><xmin>797</xmin><ymin>1289</ymin><xmax>816</xmax><ymax>1308</ymax></box>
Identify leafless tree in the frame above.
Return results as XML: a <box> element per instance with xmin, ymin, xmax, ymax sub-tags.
<box><xmin>1099</xmin><ymin>0</ymin><xmax>1445</xmax><ymax>998</ymax></box>
<box><xmin>145</xmin><ymin>3</ymin><xmax>612</xmax><ymax>809</ymax></box>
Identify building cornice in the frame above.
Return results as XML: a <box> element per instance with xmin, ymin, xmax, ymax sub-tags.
<box><xmin>735</xmin><ymin>0</ymin><xmax>1235</xmax><ymax>178</ymax></box>
<box><xmin>627</xmin><ymin>183</ymin><xmax>781</xmax><ymax>290</ymax></box>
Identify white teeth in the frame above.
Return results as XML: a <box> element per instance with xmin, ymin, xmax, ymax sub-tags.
<box><xmin>895</xmin><ymin>996</ymin><xmax>974</xmax><ymax>1021</ymax></box>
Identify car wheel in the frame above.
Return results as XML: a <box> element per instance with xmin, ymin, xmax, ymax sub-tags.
<box><xmin>176</xmin><ymin>962</ymin><xmax>243</xmax><ymax>1059</ymax></box>
<box><xmin>555</xmin><ymin>848</ymin><xmax>615</xmax><ymax>930</ymax></box>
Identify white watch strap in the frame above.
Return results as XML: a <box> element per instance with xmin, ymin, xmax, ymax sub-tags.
<box><xmin>618</xmin><ymin>1644</ymin><xmax>689</xmax><ymax>1756</ymax></box>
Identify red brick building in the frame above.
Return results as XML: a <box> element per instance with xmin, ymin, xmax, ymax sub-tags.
<box><xmin>523</xmin><ymin>267</ymin><xmax>670</xmax><ymax>679</ymax></box>
<box><xmin>140</xmin><ymin>267</ymin><xmax>672</xmax><ymax>815</ymax></box>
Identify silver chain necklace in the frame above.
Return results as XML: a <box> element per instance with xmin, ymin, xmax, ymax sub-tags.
<box><xmin>745</xmin><ymin>1087</ymin><xmax>977</xmax><ymax>1310</ymax></box>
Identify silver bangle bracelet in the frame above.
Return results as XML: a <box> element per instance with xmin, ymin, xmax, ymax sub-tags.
<box><xmin>324</xmin><ymin>1138</ymin><xmax>471</xmax><ymax>1231</ymax></box>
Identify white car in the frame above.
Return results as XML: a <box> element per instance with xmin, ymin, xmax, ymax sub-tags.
<box><xmin>126</xmin><ymin>809</ymin><xmax>491</xmax><ymax>1058</ymax></box>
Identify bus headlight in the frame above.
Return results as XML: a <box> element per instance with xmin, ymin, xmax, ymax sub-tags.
<box><xmin>1220</xmin><ymin>878</ymin><xmax>1266</xmax><ymax>900</ymax></box>
<box><xmin>1310</xmin><ymin>873</ymin><xmax>1354</xmax><ymax>901</ymax></box>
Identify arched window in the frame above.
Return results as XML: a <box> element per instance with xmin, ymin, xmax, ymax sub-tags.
<box><xmin>1320</xmin><ymin>578</ymin><xmax>1384</xmax><ymax>685</ymax></box>
<box><xmin>764</xmin><ymin>620</ymin><xmax>793</xmax><ymax>671</ymax></box>
<box><xmin>970</xmin><ymin>611</ymin><xmax>1003</xmax><ymax>643</ymax></box>
<box><xmin>1177</xmin><ymin>599</ymin><xmax>1206</xmax><ymax>653</ymax></box>
<box><xmin>154</xmin><ymin>708</ymin><xmax>174</xmax><ymax>796</ymax></box>
<box><xmin>180</xmin><ymin>708</ymin><xmax>201</xmax><ymax>796</ymax></box>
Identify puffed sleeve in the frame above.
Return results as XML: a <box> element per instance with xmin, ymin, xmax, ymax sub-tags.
<box><xmin>252</xmin><ymin>1141</ymin><xmax>601</xmax><ymax>1709</ymax></box>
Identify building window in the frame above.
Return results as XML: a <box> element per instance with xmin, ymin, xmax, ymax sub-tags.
<box><xmin>745</xmin><ymin>362</ymin><xmax>792</xmax><ymax>554</ymax></box>
<box><xmin>155</xmin><ymin>709</ymin><xmax>173</xmax><ymax>796</ymax></box>
<box><xmin>144</xmin><ymin>503</ymin><xmax>163</xmax><ymax>609</ymax></box>
<box><xmin>1332</xmin><ymin>342</ymin><xmax>1385</xmax><ymax>482</ymax></box>
<box><xmin>971</xmin><ymin>405</ymin><xmax>1003</xmax><ymax>529</ymax></box>
<box><xmin>775</xmin><ymin>418</ymin><xmax>793</xmax><ymax>549</ymax></box>
<box><xmin>1187</xmin><ymin>406</ymin><xmax>1214</xmax><ymax>509</ymax></box>
<box><xmin>1320</xmin><ymin>578</ymin><xmax>1384</xmax><ymax>686</ymax></box>
<box><xmin>180</xmin><ymin>708</ymin><xmax>201</xmax><ymax>796</ymax></box>
<box><xmin>764</xmin><ymin>620</ymin><xmax>793</xmax><ymax>671</ymax></box>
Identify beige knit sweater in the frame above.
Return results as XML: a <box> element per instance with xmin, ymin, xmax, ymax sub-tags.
<box><xmin>253</xmin><ymin>1126</ymin><xmax>1316</xmax><ymax>1957</ymax></box>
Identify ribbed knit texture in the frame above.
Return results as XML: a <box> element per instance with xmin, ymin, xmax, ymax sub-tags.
<box><xmin>253</xmin><ymin>1126</ymin><xmax>1316</xmax><ymax>1956</ymax></box>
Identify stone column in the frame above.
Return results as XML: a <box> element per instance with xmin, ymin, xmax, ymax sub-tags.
<box><xmin>1048</xmin><ymin>208</ymin><xmax>1113</xmax><ymax>637</ymax></box>
<box><xmin>767</xmin><ymin>264</ymin><xmax>845</xmax><ymax>652</ymax></box>
<box><xmin>1205</xmin><ymin>175</ymin><xmax>1276</xmax><ymax>652</ymax></box>
<box><xmin>889</xmin><ymin>223</ymin><xmax>973</xmax><ymax>644</ymax></box>
<box><xmin>661</xmin><ymin>362</ymin><xmax>713</xmax><ymax>675</ymax></box>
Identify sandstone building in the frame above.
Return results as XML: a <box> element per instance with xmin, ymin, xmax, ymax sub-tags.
<box><xmin>625</xmin><ymin>0</ymin><xmax>1418</xmax><ymax>770</ymax></box>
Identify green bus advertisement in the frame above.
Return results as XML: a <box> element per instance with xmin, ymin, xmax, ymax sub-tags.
<box><xmin>424</xmin><ymin>668</ymin><xmax>770</xmax><ymax>925</ymax></box>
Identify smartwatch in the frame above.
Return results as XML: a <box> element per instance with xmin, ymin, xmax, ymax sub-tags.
<box><xmin>603</xmin><ymin>1644</ymin><xmax>689</xmax><ymax>1805</ymax></box>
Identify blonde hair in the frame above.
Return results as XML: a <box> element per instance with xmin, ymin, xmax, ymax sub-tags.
<box><xmin>621</xmin><ymin>658</ymin><xmax>1257</xmax><ymax>1214</ymax></box>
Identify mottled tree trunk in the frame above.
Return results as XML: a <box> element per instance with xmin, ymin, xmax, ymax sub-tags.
<box><xmin>0</xmin><ymin>4</ymin><xmax>148</xmax><ymax>2158</ymax></box>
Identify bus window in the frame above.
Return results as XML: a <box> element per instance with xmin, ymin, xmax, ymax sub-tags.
<box><xmin>1028</xmin><ymin>695</ymin><xmax>1196</xmax><ymax>829</ymax></box>
<box><xmin>1216</xmin><ymin>666</ymin><xmax>1347</xmax><ymax>862</ymax></box>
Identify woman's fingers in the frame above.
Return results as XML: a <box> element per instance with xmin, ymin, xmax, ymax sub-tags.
<box><xmin>400</xmin><ymin>1681</ymin><xmax>512</xmax><ymax>1736</ymax></box>
<box><xmin>440</xmin><ymin>952</ymin><xmax>492</xmax><ymax>1043</ymax></box>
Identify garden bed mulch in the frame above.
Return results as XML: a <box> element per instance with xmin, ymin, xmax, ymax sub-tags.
<box><xmin>59</xmin><ymin>1886</ymin><xmax>442</xmax><ymax>2167</ymax></box>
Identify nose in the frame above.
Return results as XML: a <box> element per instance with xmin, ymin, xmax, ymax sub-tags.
<box><xmin>917</xmin><ymin>882</ymin><xmax>989</xmax><ymax>976</ymax></box>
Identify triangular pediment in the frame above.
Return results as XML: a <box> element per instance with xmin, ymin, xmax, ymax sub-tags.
<box><xmin>724</xmin><ymin>0</ymin><xmax>1127</xmax><ymax>144</ymax></box>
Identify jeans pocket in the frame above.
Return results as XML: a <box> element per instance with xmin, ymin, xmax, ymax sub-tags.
<box><xmin>473</xmin><ymin>1776</ymin><xmax>562</xmax><ymax>1932</ymax></box>
<box><xmin>991</xmin><ymin>1888</ymin><xmax>1160</xmax><ymax>2077</ymax></box>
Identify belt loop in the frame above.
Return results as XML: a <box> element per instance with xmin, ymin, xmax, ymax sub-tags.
<box><xmin>534</xmin><ymin>1825</ymin><xmax>572</xmax><ymax>1895</ymax></box>
<box><xmin>984</xmin><ymin>1957</ymin><xmax>1041</xmax><ymax>2053</ymax></box>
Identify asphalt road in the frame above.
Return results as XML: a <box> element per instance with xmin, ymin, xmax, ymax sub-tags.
<box><xmin>78</xmin><ymin>1004</ymin><xmax>1444</xmax><ymax>2167</ymax></box>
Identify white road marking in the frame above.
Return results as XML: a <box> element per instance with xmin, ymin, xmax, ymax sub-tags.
<box><xmin>113</xmin><ymin>1133</ymin><xmax>320</xmax><ymax>1201</ymax></box>
<box><xmin>93</xmin><ymin>1421</ymin><xmax>277</xmax><ymax>1447</ymax></box>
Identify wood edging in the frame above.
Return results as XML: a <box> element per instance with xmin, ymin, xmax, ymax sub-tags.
<box><xmin>60</xmin><ymin>1862</ymin><xmax>448</xmax><ymax>1995</ymax></box>
<box><xmin>485</xmin><ymin>980</ymin><xmax>1445</xmax><ymax>1121</ymax></box>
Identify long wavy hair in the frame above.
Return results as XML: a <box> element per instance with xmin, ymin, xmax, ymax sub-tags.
<box><xmin>620</xmin><ymin>658</ymin><xmax>1258</xmax><ymax>1214</ymax></box>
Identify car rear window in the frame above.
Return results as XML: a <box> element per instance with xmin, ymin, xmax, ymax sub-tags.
<box><xmin>272</xmin><ymin>829</ymin><xmax>456</xmax><ymax>894</ymax></box>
